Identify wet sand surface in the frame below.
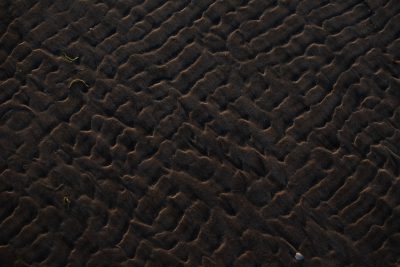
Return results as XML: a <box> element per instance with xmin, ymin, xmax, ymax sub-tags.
<box><xmin>1</xmin><ymin>0</ymin><xmax>400</xmax><ymax>266</ymax></box>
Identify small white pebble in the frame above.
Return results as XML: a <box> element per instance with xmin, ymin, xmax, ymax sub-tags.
<box><xmin>294</xmin><ymin>252</ymin><xmax>304</xmax><ymax>261</ymax></box>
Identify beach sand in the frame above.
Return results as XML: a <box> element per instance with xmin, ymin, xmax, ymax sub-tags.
<box><xmin>1</xmin><ymin>0</ymin><xmax>400</xmax><ymax>266</ymax></box>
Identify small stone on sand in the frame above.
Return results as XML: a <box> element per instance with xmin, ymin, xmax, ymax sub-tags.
<box><xmin>294</xmin><ymin>252</ymin><xmax>304</xmax><ymax>261</ymax></box>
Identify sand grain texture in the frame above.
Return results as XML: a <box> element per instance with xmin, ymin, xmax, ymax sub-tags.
<box><xmin>1</xmin><ymin>0</ymin><xmax>400</xmax><ymax>266</ymax></box>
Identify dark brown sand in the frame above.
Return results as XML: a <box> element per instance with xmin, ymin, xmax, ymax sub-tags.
<box><xmin>1</xmin><ymin>0</ymin><xmax>400</xmax><ymax>266</ymax></box>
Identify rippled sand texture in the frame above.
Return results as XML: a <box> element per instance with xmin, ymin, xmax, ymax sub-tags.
<box><xmin>1</xmin><ymin>0</ymin><xmax>400</xmax><ymax>266</ymax></box>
